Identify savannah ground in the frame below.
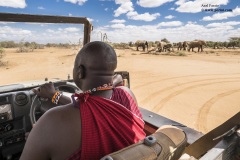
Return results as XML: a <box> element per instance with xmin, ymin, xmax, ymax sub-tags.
<box><xmin>1</xmin><ymin>47</ymin><xmax>240</xmax><ymax>134</ymax></box>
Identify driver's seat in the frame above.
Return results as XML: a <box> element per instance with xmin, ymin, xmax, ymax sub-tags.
<box><xmin>101</xmin><ymin>126</ymin><xmax>187</xmax><ymax>160</ymax></box>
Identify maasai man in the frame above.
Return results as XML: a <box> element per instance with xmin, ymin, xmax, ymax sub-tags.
<box><xmin>20</xmin><ymin>41</ymin><xmax>146</xmax><ymax>160</ymax></box>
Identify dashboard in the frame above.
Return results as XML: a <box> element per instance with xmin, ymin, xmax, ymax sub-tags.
<box><xmin>0</xmin><ymin>90</ymin><xmax>33</xmax><ymax>160</ymax></box>
<box><xmin>0</xmin><ymin>81</ymin><xmax>80</xmax><ymax>160</ymax></box>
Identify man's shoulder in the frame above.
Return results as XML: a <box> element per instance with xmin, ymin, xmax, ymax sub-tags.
<box><xmin>33</xmin><ymin>103</ymin><xmax>80</xmax><ymax>135</ymax></box>
<box><xmin>115</xmin><ymin>86</ymin><xmax>131</xmax><ymax>93</ymax></box>
<box><xmin>115</xmin><ymin>86</ymin><xmax>138</xmax><ymax>105</ymax></box>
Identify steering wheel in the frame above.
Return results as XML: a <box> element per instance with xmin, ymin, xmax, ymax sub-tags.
<box><xmin>30</xmin><ymin>81</ymin><xmax>81</xmax><ymax>126</ymax></box>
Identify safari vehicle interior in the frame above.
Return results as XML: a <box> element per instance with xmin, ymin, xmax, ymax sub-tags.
<box><xmin>0</xmin><ymin>13</ymin><xmax>240</xmax><ymax>160</ymax></box>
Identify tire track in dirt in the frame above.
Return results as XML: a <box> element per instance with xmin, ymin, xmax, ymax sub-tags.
<box><xmin>153</xmin><ymin>80</ymin><xmax>240</xmax><ymax>112</ymax></box>
<box><xmin>140</xmin><ymin>77</ymin><xmax>240</xmax><ymax>105</ymax></box>
<box><xmin>131</xmin><ymin>73</ymin><xmax>240</xmax><ymax>90</ymax></box>
<box><xmin>197</xmin><ymin>89</ymin><xmax>240</xmax><ymax>133</ymax></box>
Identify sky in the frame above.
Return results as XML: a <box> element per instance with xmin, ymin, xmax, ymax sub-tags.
<box><xmin>0</xmin><ymin>0</ymin><xmax>239</xmax><ymax>44</ymax></box>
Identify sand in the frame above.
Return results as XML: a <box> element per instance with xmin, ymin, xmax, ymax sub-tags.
<box><xmin>1</xmin><ymin>47</ymin><xmax>240</xmax><ymax>134</ymax></box>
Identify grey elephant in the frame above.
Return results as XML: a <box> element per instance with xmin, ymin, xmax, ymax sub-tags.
<box><xmin>187</xmin><ymin>40</ymin><xmax>206</xmax><ymax>52</ymax></box>
<box><xmin>182</xmin><ymin>41</ymin><xmax>188</xmax><ymax>51</ymax></box>
<box><xmin>135</xmin><ymin>40</ymin><xmax>148</xmax><ymax>51</ymax></box>
<box><xmin>163</xmin><ymin>43</ymin><xmax>174</xmax><ymax>52</ymax></box>
<box><xmin>177</xmin><ymin>42</ymin><xmax>183</xmax><ymax>50</ymax></box>
<box><xmin>157</xmin><ymin>41</ymin><xmax>174</xmax><ymax>52</ymax></box>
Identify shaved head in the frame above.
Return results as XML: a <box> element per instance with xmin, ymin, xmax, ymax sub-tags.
<box><xmin>76</xmin><ymin>41</ymin><xmax>117</xmax><ymax>73</ymax></box>
<box><xmin>73</xmin><ymin>41</ymin><xmax>117</xmax><ymax>89</ymax></box>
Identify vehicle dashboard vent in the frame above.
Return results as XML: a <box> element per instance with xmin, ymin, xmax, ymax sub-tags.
<box><xmin>15</xmin><ymin>93</ymin><xmax>28</xmax><ymax>106</ymax></box>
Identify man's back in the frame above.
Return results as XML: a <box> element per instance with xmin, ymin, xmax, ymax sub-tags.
<box><xmin>20</xmin><ymin>87</ymin><xmax>145</xmax><ymax>160</ymax></box>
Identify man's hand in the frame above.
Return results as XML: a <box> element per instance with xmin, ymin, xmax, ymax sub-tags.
<box><xmin>32</xmin><ymin>82</ymin><xmax>56</xmax><ymax>99</ymax></box>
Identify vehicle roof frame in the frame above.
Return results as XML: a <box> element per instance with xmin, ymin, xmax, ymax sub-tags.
<box><xmin>0</xmin><ymin>12</ymin><xmax>92</xmax><ymax>45</ymax></box>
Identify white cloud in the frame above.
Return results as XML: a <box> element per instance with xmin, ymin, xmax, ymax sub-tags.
<box><xmin>157</xmin><ymin>21</ymin><xmax>183</xmax><ymax>27</ymax></box>
<box><xmin>206</xmin><ymin>21</ymin><xmax>240</xmax><ymax>27</ymax></box>
<box><xmin>1</xmin><ymin>21</ymin><xmax>239</xmax><ymax>44</ymax></box>
<box><xmin>165</xmin><ymin>15</ymin><xmax>175</xmax><ymax>19</ymax></box>
<box><xmin>169</xmin><ymin>7</ymin><xmax>175</xmax><ymax>10</ymax></box>
<box><xmin>175</xmin><ymin>0</ymin><xmax>229</xmax><ymax>13</ymax></box>
<box><xmin>175</xmin><ymin>0</ymin><xmax>186</xmax><ymax>5</ymax></box>
<box><xmin>105</xmin><ymin>8</ymin><xmax>108</xmax><ymax>11</ymax></box>
<box><xmin>137</xmin><ymin>0</ymin><xmax>174</xmax><ymax>8</ymax></box>
<box><xmin>110</xmin><ymin>19</ymin><xmax>126</xmax><ymax>23</ymax></box>
<box><xmin>0</xmin><ymin>25</ymin><xmax>84</xmax><ymax>44</ymax></box>
<box><xmin>46</xmin><ymin>29</ymin><xmax>55</xmax><ymax>33</ymax></box>
<box><xmin>0</xmin><ymin>0</ymin><xmax>26</xmax><ymax>8</ymax></box>
<box><xmin>202</xmin><ymin>6</ymin><xmax>240</xmax><ymax>21</ymax></box>
<box><xmin>87</xmin><ymin>18</ymin><xmax>94</xmax><ymax>22</ymax></box>
<box><xmin>0</xmin><ymin>26</ymin><xmax>31</xmax><ymax>41</ymax></box>
<box><xmin>127</xmin><ymin>11</ymin><xmax>160</xmax><ymax>21</ymax></box>
<box><xmin>69</xmin><ymin>13</ymin><xmax>72</xmax><ymax>16</ymax></box>
<box><xmin>114</xmin><ymin>0</ymin><xmax>160</xmax><ymax>21</ymax></box>
<box><xmin>111</xmin><ymin>23</ymin><xmax>125</xmax><ymax>28</ymax></box>
<box><xmin>37</xmin><ymin>6</ymin><xmax>45</xmax><ymax>10</ymax></box>
<box><xmin>56</xmin><ymin>27</ymin><xmax>80</xmax><ymax>33</ymax></box>
<box><xmin>114</xmin><ymin>1</ymin><xmax>134</xmax><ymax>17</ymax></box>
<box><xmin>0</xmin><ymin>22</ymin><xmax>15</xmax><ymax>25</ymax></box>
<box><xmin>64</xmin><ymin>0</ymin><xmax>87</xmax><ymax>5</ymax></box>
<box><xmin>91</xmin><ymin>19</ymin><xmax>240</xmax><ymax>43</ymax></box>
<box><xmin>64</xmin><ymin>27</ymin><xmax>80</xmax><ymax>32</ymax></box>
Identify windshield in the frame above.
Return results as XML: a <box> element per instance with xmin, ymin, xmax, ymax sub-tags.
<box><xmin>0</xmin><ymin>1</ymin><xmax>240</xmax><ymax>135</ymax></box>
<box><xmin>0</xmin><ymin>21</ymin><xmax>84</xmax><ymax>85</ymax></box>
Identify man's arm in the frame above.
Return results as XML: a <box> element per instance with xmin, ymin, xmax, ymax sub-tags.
<box><xmin>20</xmin><ymin>109</ymin><xmax>56</xmax><ymax>160</ymax></box>
<box><xmin>32</xmin><ymin>82</ymin><xmax>72</xmax><ymax>105</ymax></box>
<box><xmin>21</xmin><ymin>105</ymin><xmax>82</xmax><ymax>160</ymax></box>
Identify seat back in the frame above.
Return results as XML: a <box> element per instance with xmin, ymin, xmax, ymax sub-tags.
<box><xmin>101</xmin><ymin>125</ymin><xmax>187</xmax><ymax>160</ymax></box>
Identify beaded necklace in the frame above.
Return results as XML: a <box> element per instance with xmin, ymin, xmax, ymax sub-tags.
<box><xmin>72</xmin><ymin>83</ymin><xmax>113</xmax><ymax>105</ymax></box>
<box><xmin>83</xmin><ymin>83</ymin><xmax>113</xmax><ymax>94</ymax></box>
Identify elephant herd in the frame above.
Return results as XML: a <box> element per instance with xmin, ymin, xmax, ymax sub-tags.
<box><xmin>176</xmin><ymin>40</ymin><xmax>206</xmax><ymax>52</ymax></box>
<box><xmin>135</xmin><ymin>40</ymin><xmax>207</xmax><ymax>52</ymax></box>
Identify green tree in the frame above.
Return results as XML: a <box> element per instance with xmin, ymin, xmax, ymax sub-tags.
<box><xmin>161</xmin><ymin>38</ymin><xmax>170</xmax><ymax>43</ymax></box>
<box><xmin>229</xmin><ymin>37</ymin><xmax>240</xmax><ymax>47</ymax></box>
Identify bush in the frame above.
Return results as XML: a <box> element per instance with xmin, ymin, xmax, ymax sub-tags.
<box><xmin>0</xmin><ymin>47</ymin><xmax>6</xmax><ymax>66</ymax></box>
<box><xmin>0</xmin><ymin>47</ymin><xmax>5</xmax><ymax>55</ymax></box>
<box><xmin>175</xmin><ymin>52</ymin><xmax>187</xmax><ymax>56</ymax></box>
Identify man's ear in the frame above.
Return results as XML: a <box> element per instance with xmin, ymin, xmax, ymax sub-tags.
<box><xmin>78</xmin><ymin>65</ymin><xmax>85</xmax><ymax>79</ymax></box>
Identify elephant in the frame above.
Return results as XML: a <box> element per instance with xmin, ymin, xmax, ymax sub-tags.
<box><xmin>156</xmin><ymin>41</ymin><xmax>165</xmax><ymax>52</ymax></box>
<box><xmin>177</xmin><ymin>42</ymin><xmax>183</xmax><ymax>50</ymax></box>
<box><xmin>135</xmin><ymin>40</ymin><xmax>148</xmax><ymax>51</ymax></box>
<box><xmin>163</xmin><ymin>43</ymin><xmax>174</xmax><ymax>52</ymax></box>
<box><xmin>157</xmin><ymin>41</ymin><xmax>174</xmax><ymax>52</ymax></box>
<box><xmin>182</xmin><ymin>41</ymin><xmax>188</xmax><ymax>51</ymax></box>
<box><xmin>187</xmin><ymin>40</ymin><xmax>206</xmax><ymax>52</ymax></box>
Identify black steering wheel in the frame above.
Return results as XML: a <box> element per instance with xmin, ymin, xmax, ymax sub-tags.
<box><xmin>30</xmin><ymin>81</ymin><xmax>81</xmax><ymax>125</ymax></box>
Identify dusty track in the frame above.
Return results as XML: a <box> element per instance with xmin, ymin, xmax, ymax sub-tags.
<box><xmin>197</xmin><ymin>89</ymin><xmax>240</xmax><ymax>133</ymax></box>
